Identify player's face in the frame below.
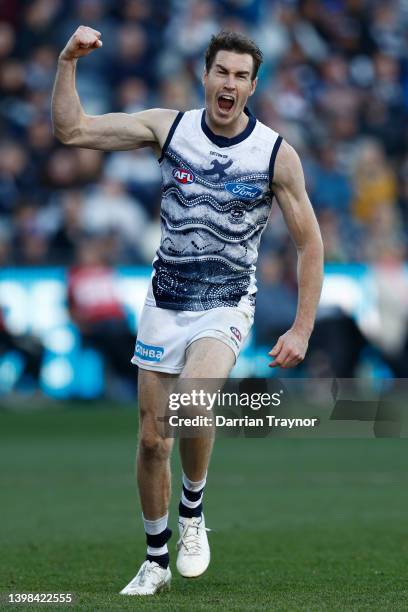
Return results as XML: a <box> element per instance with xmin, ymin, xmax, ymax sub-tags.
<box><xmin>203</xmin><ymin>50</ymin><xmax>257</xmax><ymax>131</ymax></box>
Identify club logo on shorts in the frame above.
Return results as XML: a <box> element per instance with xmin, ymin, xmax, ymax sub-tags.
<box><xmin>135</xmin><ymin>340</ymin><xmax>164</xmax><ymax>362</ymax></box>
<box><xmin>173</xmin><ymin>168</ymin><xmax>195</xmax><ymax>184</ymax></box>
<box><xmin>230</xmin><ymin>326</ymin><xmax>242</xmax><ymax>342</ymax></box>
<box><xmin>225</xmin><ymin>182</ymin><xmax>262</xmax><ymax>200</ymax></box>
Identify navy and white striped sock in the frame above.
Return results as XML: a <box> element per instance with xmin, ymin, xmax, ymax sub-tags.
<box><xmin>179</xmin><ymin>472</ymin><xmax>206</xmax><ymax>519</ymax></box>
<box><xmin>143</xmin><ymin>513</ymin><xmax>172</xmax><ymax>569</ymax></box>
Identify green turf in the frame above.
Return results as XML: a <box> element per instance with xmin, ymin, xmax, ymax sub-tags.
<box><xmin>1</xmin><ymin>405</ymin><xmax>408</xmax><ymax>610</ymax></box>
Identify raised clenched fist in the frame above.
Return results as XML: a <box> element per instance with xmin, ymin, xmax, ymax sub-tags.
<box><xmin>59</xmin><ymin>26</ymin><xmax>103</xmax><ymax>61</ymax></box>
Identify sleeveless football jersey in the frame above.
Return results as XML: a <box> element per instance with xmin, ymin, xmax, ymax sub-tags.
<box><xmin>147</xmin><ymin>107</ymin><xmax>282</xmax><ymax>311</ymax></box>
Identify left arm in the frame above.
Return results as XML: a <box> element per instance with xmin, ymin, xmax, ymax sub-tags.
<box><xmin>268</xmin><ymin>140</ymin><xmax>324</xmax><ymax>368</ymax></box>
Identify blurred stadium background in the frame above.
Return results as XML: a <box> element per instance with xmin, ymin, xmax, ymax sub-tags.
<box><xmin>2</xmin><ymin>3</ymin><xmax>408</xmax><ymax>608</ymax></box>
<box><xmin>0</xmin><ymin>0</ymin><xmax>408</xmax><ymax>398</ymax></box>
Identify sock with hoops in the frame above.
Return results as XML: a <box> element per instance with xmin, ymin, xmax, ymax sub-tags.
<box><xmin>143</xmin><ymin>513</ymin><xmax>172</xmax><ymax>569</ymax></box>
<box><xmin>179</xmin><ymin>472</ymin><xmax>207</xmax><ymax>519</ymax></box>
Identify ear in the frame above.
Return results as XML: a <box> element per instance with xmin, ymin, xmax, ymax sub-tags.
<box><xmin>249</xmin><ymin>77</ymin><xmax>258</xmax><ymax>97</ymax></box>
<box><xmin>202</xmin><ymin>69</ymin><xmax>208</xmax><ymax>88</ymax></box>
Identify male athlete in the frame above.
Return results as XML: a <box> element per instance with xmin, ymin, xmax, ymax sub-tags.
<box><xmin>52</xmin><ymin>27</ymin><xmax>324</xmax><ymax>596</ymax></box>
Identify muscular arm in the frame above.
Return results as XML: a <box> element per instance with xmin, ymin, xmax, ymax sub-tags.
<box><xmin>269</xmin><ymin>140</ymin><xmax>324</xmax><ymax>368</ymax></box>
<box><xmin>51</xmin><ymin>26</ymin><xmax>177</xmax><ymax>153</ymax></box>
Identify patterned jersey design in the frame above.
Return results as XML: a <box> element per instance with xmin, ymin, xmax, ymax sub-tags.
<box><xmin>151</xmin><ymin>109</ymin><xmax>280</xmax><ymax>311</ymax></box>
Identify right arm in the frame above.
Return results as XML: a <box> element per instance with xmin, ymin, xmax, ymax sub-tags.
<box><xmin>51</xmin><ymin>26</ymin><xmax>177</xmax><ymax>153</ymax></box>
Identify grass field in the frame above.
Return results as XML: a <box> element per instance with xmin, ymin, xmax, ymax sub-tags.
<box><xmin>1</xmin><ymin>404</ymin><xmax>408</xmax><ymax>610</ymax></box>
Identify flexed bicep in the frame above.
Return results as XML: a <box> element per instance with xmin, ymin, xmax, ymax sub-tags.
<box><xmin>75</xmin><ymin>109</ymin><xmax>177</xmax><ymax>152</ymax></box>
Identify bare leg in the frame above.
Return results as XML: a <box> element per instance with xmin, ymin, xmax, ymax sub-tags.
<box><xmin>136</xmin><ymin>368</ymin><xmax>177</xmax><ymax>519</ymax></box>
<box><xmin>179</xmin><ymin>338</ymin><xmax>236</xmax><ymax>480</ymax></box>
<box><xmin>137</xmin><ymin>340</ymin><xmax>235</xmax><ymax>515</ymax></box>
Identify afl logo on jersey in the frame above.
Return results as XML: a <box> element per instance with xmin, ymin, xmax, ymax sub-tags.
<box><xmin>225</xmin><ymin>182</ymin><xmax>262</xmax><ymax>199</ymax></box>
<box><xmin>173</xmin><ymin>168</ymin><xmax>195</xmax><ymax>184</ymax></box>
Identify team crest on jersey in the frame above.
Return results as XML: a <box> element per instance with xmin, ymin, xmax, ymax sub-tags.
<box><xmin>203</xmin><ymin>158</ymin><xmax>233</xmax><ymax>179</ymax></box>
<box><xmin>230</xmin><ymin>326</ymin><xmax>242</xmax><ymax>342</ymax></box>
<box><xmin>225</xmin><ymin>183</ymin><xmax>262</xmax><ymax>199</ymax></box>
<box><xmin>229</xmin><ymin>206</ymin><xmax>245</xmax><ymax>224</ymax></box>
<box><xmin>173</xmin><ymin>168</ymin><xmax>195</xmax><ymax>184</ymax></box>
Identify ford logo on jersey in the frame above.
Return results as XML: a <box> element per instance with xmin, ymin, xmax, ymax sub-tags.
<box><xmin>135</xmin><ymin>341</ymin><xmax>164</xmax><ymax>362</ymax></box>
<box><xmin>173</xmin><ymin>168</ymin><xmax>195</xmax><ymax>184</ymax></box>
<box><xmin>225</xmin><ymin>182</ymin><xmax>263</xmax><ymax>199</ymax></box>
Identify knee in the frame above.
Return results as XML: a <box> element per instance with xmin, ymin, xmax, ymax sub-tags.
<box><xmin>139</xmin><ymin>431</ymin><xmax>172</xmax><ymax>463</ymax></box>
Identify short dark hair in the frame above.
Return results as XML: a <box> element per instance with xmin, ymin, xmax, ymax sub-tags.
<box><xmin>205</xmin><ymin>31</ymin><xmax>263</xmax><ymax>81</ymax></box>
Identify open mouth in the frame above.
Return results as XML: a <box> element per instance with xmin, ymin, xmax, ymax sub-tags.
<box><xmin>217</xmin><ymin>94</ymin><xmax>235</xmax><ymax>113</ymax></box>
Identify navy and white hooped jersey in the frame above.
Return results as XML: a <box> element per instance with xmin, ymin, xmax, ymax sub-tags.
<box><xmin>147</xmin><ymin>107</ymin><xmax>283</xmax><ymax>312</ymax></box>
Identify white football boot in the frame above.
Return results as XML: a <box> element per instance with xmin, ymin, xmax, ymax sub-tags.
<box><xmin>176</xmin><ymin>514</ymin><xmax>211</xmax><ymax>578</ymax></box>
<box><xmin>120</xmin><ymin>560</ymin><xmax>171</xmax><ymax>596</ymax></box>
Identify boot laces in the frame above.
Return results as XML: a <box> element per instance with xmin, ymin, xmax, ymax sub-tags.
<box><xmin>177</xmin><ymin>519</ymin><xmax>211</xmax><ymax>556</ymax></box>
<box><xmin>132</xmin><ymin>561</ymin><xmax>163</xmax><ymax>587</ymax></box>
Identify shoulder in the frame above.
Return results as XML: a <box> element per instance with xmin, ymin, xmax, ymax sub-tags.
<box><xmin>272</xmin><ymin>140</ymin><xmax>304</xmax><ymax>188</ymax></box>
<box><xmin>134</xmin><ymin>108</ymin><xmax>181</xmax><ymax>156</ymax></box>
<box><xmin>250</xmin><ymin>118</ymin><xmax>285</xmax><ymax>180</ymax></box>
<box><xmin>254</xmin><ymin>116</ymin><xmax>280</xmax><ymax>143</ymax></box>
<box><xmin>135</xmin><ymin>108</ymin><xmax>180</xmax><ymax>132</ymax></box>
<box><xmin>148</xmin><ymin>107</ymin><xmax>204</xmax><ymax>136</ymax></box>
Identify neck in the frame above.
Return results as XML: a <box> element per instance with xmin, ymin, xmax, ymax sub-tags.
<box><xmin>205</xmin><ymin>110</ymin><xmax>249</xmax><ymax>138</ymax></box>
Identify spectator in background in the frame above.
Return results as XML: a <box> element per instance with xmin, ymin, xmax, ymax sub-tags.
<box><xmin>27</xmin><ymin>115</ymin><xmax>55</xmax><ymax>173</ymax></box>
<box><xmin>159</xmin><ymin>75</ymin><xmax>199</xmax><ymax>112</ymax></box>
<box><xmin>17</xmin><ymin>0</ymin><xmax>62</xmax><ymax>56</ymax></box>
<box><xmin>109</xmin><ymin>23</ymin><xmax>155</xmax><ymax>89</ymax></box>
<box><xmin>25</xmin><ymin>44</ymin><xmax>57</xmax><ymax>93</ymax></box>
<box><xmin>44</xmin><ymin>147</ymin><xmax>80</xmax><ymax>191</ymax></box>
<box><xmin>116</xmin><ymin>77</ymin><xmax>150</xmax><ymax>114</ymax></box>
<box><xmin>318</xmin><ymin>210</ymin><xmax>348</xmax><ymax>263</ymax></box>
<box><xmin>305</xmin><ymin>307</ymin><xmax>369</xmax><ymax>378</ymax></box>
<box><xmin>0</xmin><ymin>142</ymin><xmax>36</xmax><ymax>213</ymax></box>
<box><xmin>363</xmin><ymin>204</ymin><xmax>406</xmax><ymax>265</ymax></box>
<box><xmin>308</xmin><ymin>143</ymin><xmax>352</xmax><ymax>217</ymax></box>
<box><xmin>352</xmin><ymin>139</ymin><xmax>397</xmax><ymax>223</ymax></box>
<box><xmin>67</xmin><ymin>237</ymin><xmax>136</xmax><ymax>389</ymax></box>
<box><xmin>219</xmin><ymin>0</ymin><xmax>263</xmax><ymax>26</ymax></box>
<box><xmin>81</xmin><ymin>177</ymin><xmax>148</xmax><ymax>261</ymax></box>
<box><xmin>12</xmin><ymin>200</ymin><xmax>49</xmax><ymax>265</ymax></box>
<box><xmin>317</xmin><ymin>55</ymin><xmax>360</xmax><ymax>121</ymax></box>
<box><xmin>76</xmin><ymin>148</ymin><xmax>103</xmax><ymax>186</ymax></box>
<box><xmin>254</xmin><ymin>254</ymin><xmax>297</xmax><ymax>348</ymax></box>
<box><xmin>105</xmin><ymin>149</ymin><xmax>162</xmax><ymax>216</ymax></box>
<box><xmin>166</xmin><ymin>0</ymin><xmax>219</xmax><ymax>63</ymax></box>
<box><xmin>49</xmin><ymin>190</ymin><xmax>85</xmax><ymax>264</ymax></box>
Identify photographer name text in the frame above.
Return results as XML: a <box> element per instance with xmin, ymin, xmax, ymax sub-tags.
<box><xmin>168</xmin><ymin>415</ymin><xmax>319</xmax><ymax>428</ymax></box>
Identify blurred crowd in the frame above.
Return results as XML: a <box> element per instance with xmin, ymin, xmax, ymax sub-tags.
<box><xmin>1</xmin><ymin>0</ymin><xmax>408</xmax><ymax>269</ymax></box>
<box><xmin>1</xmin><ymin>0</ymin><xmax>408</xmax><ymax>383</ymax></box>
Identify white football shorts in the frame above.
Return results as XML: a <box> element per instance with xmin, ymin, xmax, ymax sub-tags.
<box><xmin>132</xmin><ymin>301</ymin><xmax>254</xmax><ymax>374</ymax></box>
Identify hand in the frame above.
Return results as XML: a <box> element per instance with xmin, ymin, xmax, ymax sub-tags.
<box><xmin>268</xmin><ymin>328</ymin><xmax>309</xmax><ymax>369</ymax></box>
<box><xmin>60</xmin><ymin>26</ymin><xmax>103</xmax><ymax>61</ymax></box>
